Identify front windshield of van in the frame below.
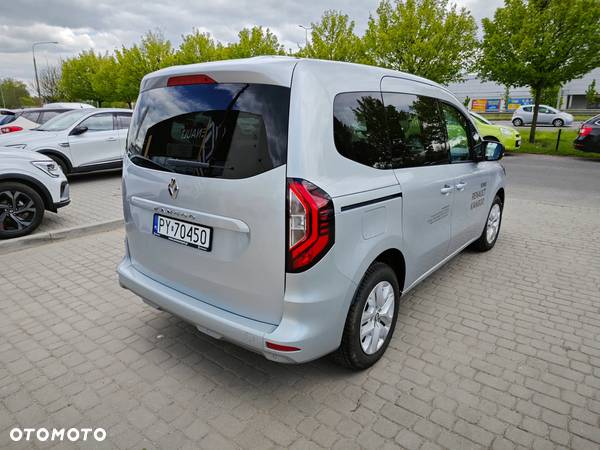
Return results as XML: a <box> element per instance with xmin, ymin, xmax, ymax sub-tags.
<box><xmin>127</xmin><ymin>83</ymin><xmax>290</xmax><ymax>180</ymax></box>
<box><xmin>36</xmin><ymin>109</ymin><xmax>90</xmax><ymax>131</ymax></box>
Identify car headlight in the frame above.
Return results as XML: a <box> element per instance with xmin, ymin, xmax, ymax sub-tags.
<box><xmin>500</xmin><ymin>127</ymin><xmax>512</xmax><ymax>136</ymax></box>
<box><xmin>6</xmin><ymin>144</ymin><xmax>27</xmax><ymax>149</ymax></box>
<box><xmin>31</xmin><ymin>161</ymin><xmax>62</xmax><ymax>178</ymax></box>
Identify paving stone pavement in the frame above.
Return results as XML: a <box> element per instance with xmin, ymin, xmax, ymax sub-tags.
<box><xmin>1</xmin><ymin>168</ymin><xmax>600</xmax><ymax>449</ymax></box>
<box><xmin>35</xmin><ymin>171</ymin><xmax>123</xmax><ymax>234</ymax></box>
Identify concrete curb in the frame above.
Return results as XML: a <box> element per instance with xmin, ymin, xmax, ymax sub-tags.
<box><xmin>0</xmin><ymin>219</ymin><xmax>124</xmax><ymax>255</ymax></box>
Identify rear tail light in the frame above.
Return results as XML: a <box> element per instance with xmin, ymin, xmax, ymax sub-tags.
<box><xmin>579</xmin><ymin>126</ymin><xmax>592</xmax><ymax>137</ymax></box>
<box><xmin>1</xmin><ymin>125</ymin><xmax>23</xmax><ymax>134</ymax></box>
<box><xmin>167</xmin><ymin>74</ymin><xmax>216</xmax><ymax>86</ymax></box>
<box><xmin>286</xmin><ymin>178</ymin><xmax>335</xmax><ymax>273</ymax></box>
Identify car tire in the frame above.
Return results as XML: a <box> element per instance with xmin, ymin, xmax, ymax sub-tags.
<box><xmin>552</xmin><ymin>118</ymin><xmax>564</xmax><ymax>127</ymax></box>
<box><xmin>333</xmin><ymin>262</ymin><xmax>400</xmax><ymax>370</ymax></box>
<box><xmin>472</xmin><ymin>195</ymin><xmax>503</xmax><ymax>252</ymax></box>
<box><xmin>0</xmin><ymin>182</ymin><xmax>45</xmax><ymax>239</ymax></box>
<box><xmin>512</xmin><ymin>118</ymin><xmax>523</xmax><ymax>127</ymax></box>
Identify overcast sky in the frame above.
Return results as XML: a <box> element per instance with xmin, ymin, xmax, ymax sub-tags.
<box><xmin>0</xmin><ymin>0</ymin><xmax>503</xmax><ymax>88</ymax></box>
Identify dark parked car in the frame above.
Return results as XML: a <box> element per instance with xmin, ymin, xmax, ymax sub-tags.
<box><xmin>574</xmin><ymin>114</ymin><xmax>600</xmax><ymax>153</ymax></box>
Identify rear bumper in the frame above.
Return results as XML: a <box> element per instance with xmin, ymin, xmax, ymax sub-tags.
<box><xmin>117</xmin><ymin>252</ymin><xmax>355</xmax><ymax>364</ymax></box>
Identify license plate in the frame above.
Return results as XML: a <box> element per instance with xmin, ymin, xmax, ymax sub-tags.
<box><xmin>153</xmin><ymin>214</ymin><xmax>212</xmax><ymax>251</ymax></box>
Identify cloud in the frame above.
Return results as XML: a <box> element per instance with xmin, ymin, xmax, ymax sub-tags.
<box><xmin>0</xmin><ymin>0</ymin><xmax>501</xmax><ymax>85</ymax></box>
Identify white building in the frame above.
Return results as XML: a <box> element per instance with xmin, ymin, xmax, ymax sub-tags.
<box><xmin>446</xmin><ymin>68</ymin><xmax>600</xmax><ymax>111</ymax></box>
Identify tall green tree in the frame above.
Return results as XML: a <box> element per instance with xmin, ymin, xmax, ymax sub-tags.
<box><xmin>300</xmin><ymin>10</ymin><xmax>364</xmax><ymax>62</ymax></box>
<box><xmin>90</xmin><ymin>56</ymin><xmax>119</xmax><ymax>106</ymax></box>
<box><xmin>175</xmin><ymin>30</ymin><xmax>225</xmax><ymax>64</ymax></box>
<box><xmin>227</xmin><ymin>26</ymin><xmax>285</xmax><ymax>58</ymax></box>
<box><xmin>363</xmin><ymin>0</ymin><xmax>478</xmax><ymax>84</ymax></box>
<box><xmin>0</xmin><ymin>78</ymin><xmax>32</xmax><ymax>108</ymax></box>
<box><xmin>61</xmin><ymin>51</ymin><xmax>118</xmax><ymax>105</ymax></box>
<box><xmin>60</xmin><ymin>51</ymin><xmax>103</xmax><ymax>104</ymax></box>
<box><xmin>115</xmin><ymin>31</ymin><xmax>175</xmax><ymax>107</ymax></box>
<box><xmin>479</xmin><ymin>0</ymin><xmax>600</xmax><ymax>143</ymax></box>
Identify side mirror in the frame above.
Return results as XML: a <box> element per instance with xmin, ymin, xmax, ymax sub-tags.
<box><xmin>70</xmin><ymin>125</ymin><xmax>88</xmax><ymax>136</ymax></box>
<box><xmin>475</xmin><ymin>140</ymin><xmax>505</xmax><ymax>161</ymax></box>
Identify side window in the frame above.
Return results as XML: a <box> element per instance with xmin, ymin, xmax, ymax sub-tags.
<box><xmin>538</xmin><ymin>106</ymin><xmax>549</xmax><ymax>114</ymax></box>
<box><xmin>382</xmin><ymin>93</ymin><xmax>448</xmax><ymax>168</ymax></box>
<box><xmin>79</xmin><ymin>113</ymin><xmax>114</xmax><ymax>132</ymax></box>
<box><xmin>116</xmin><ymin>113</ymin><xmax>132</xmax><ymax>130</ymax></box>
<box><xmin>333</xmin><ymin>92</ymin><xmax>391</xmax><ymax>169</ymax></box>
<box><xmin>523</xmin><ymin>106</ymin><xmax>532</xmax><ymax>112</ymax></box>
<box><xmin>39</xmin><ymin>111</ymin><xmax>62</xmax><ymax>124</ymax></box>
<box><xmin>440</xmin><ymin>103</ymin><xmax>471</xmax><ymax>162</ymax></box>
<box><xmin>22</xmin><ymin>111</ymin><xmax>41</xmax><ymax>123</ymax></box>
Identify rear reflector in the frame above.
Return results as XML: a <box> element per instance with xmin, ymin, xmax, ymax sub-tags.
<box><xmin>265</xmin><ymin>342</ymin><xmax>301</xmax><ymax>352</ymax></box>
<box><xmin>167</xmin><ymin>74</ymin><xmax>216</xmax><ymax>86</ymax></box>
<box><xmin>1</xmin><ymin>125</ymin><xmax>23</xmax><ymax>134</ymax></box>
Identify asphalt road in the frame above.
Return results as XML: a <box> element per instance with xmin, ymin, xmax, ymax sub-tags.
<box><xmin>502</xmin><ymin>153</ymin><xmax>600</xmax><ymax>208</ymax></box>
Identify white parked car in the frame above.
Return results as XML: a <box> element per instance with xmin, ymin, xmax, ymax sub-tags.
<box><xmin>0</xmin><ymin>147</ymin><xmax>70</xmax><ymax>239</ymax></box>
<box><xmin>0</xmin><ymin>108</ymin><xmax>133</xmax><ymax>174</ymax></box>
<box><xmin>511</xmin><ymin>104</ymin><xmax>573</xmax><ymax>127</ymax></box>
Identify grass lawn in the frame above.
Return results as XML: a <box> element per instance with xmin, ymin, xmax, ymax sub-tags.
<box><xmin>510</xmin><ymin>128</ymin><xmax>600</xmax><ymax>158</ymax></box>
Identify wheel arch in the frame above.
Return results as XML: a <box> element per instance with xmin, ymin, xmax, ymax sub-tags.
<box><xmin>496</xmin><ymin>187</ymin><xmax>505</xmax><ymax>205</ymax></box>
<box><xmin>0</xmin><ymin>173</ymin><xmax>54</xmax><ymax>211</ymax></box>
<box><xmin>483</xmin><ymin>135</ymin><xmax>500</xmax><ymax>142</ymax></box>
<box><xmin>373</xmin><ymin>248</ymin><xmax>406</xmax><ymax>294</ymax></box>
<box><xmin>37</xmin><ymin>149</ymin><xmax>72</xmax><ymax>173</ymax></box>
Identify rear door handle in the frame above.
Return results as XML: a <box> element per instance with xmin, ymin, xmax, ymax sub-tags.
<box><xmin>106</xmin><ymin>137</ymin><xmax>117</xmax><ymax>141</ymax></box>
<box><xmin>455</xmin><ymin>181</ymin><xmax>467</xmax><ymax>191</ymax></box>
<box><xmin>440</xmin><ymin>185</ymin><xmax>454</xmax><ymax>195</ymax></box>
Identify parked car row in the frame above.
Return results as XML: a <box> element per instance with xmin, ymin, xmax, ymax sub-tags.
<box><xmin>0</xmin><ymin>106</ymin><xmax>132</xmax><ymax>239</ymax></box>
<box><xmin>0</xmin><ymin>103</ymin><xmax>94</xmax><ymax>134</ymax></box>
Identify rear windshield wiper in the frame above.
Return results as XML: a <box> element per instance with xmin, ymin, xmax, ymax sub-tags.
<box><xmin>129</xmin><ymin>154</ymin><xmax>174</xmax><ymax>172</ymax></box>
<box><xmin>165</xmin><ymin>158</ymin><xmax>234</xmax><ymax>171</ymax></box>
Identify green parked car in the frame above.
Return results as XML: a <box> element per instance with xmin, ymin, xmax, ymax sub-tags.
<box><xmin>469</xmin><ymin>111</ymin><xmax>522</xmax><ymax>151</ymax></box>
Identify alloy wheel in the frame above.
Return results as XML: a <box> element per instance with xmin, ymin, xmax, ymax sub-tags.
<box><xmin>0</xmin><ymin>189</ymin><xmax>37</xmax><ymax>232</ymax></box>
<box><xmin>360</xmin><ymin>281</ymin><xmax>395</xmax><ymax>355</ymax></box>
<box><xmin>486</xmin><ymin>203</ymin><xmax>501</xmax><ymax>244</ymax></box>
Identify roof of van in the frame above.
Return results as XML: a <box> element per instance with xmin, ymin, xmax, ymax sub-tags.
<box><xmin>140</xmin><ymin>56</ymin><xmax>454</xmax><ymax>97</ymax></box>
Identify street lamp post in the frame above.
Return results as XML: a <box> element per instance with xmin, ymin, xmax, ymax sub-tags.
<box><xmin>298</xmin><ymin>25</ymin><xmax>312</xmax><ymax>47</ymax></box>
<box><xmin>32</xmin><ymin>41</ymin><xmax>58</xmax><ymax>105</ymax></box>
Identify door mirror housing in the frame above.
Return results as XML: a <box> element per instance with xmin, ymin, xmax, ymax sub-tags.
<box><xmin>70</xmin><ymin>125</ymin><xmax>88</xmax><ymax>136</ymax></box>
<box><xmin>475</xmin><ymin>140</ymin><xmax>505</xmax><ymax>161</ymax></box>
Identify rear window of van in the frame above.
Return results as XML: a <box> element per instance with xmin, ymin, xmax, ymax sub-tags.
<box><xmin>127</xmin><ymin>83</ymin><xmax>290</xmax><ymax>180</ymax></box>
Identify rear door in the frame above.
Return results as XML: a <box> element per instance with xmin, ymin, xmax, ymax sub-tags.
<box><xmin>123</xmin><ymin>82</ymin><xmax>290</xmax><ymax>325</ymax></box>
<box><xmin>537</xmin><ymin>106</ymin><xmax>552</xmax><ymax>124</ymax></box>
<box><xmin>68</xmin><ymin>112</ymin><xmax>120</xmax><ymax>167</ymax></box>
<box><xmin>382</xmin><ymin>92</ymin><xmax>454</xmax><ymax>283</ymax></box>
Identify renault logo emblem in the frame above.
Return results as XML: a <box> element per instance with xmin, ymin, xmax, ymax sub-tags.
<box><xmin>168</xmin><ymin>178</ymin><xmax>179</xmax><ymax>199</ymax></box>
